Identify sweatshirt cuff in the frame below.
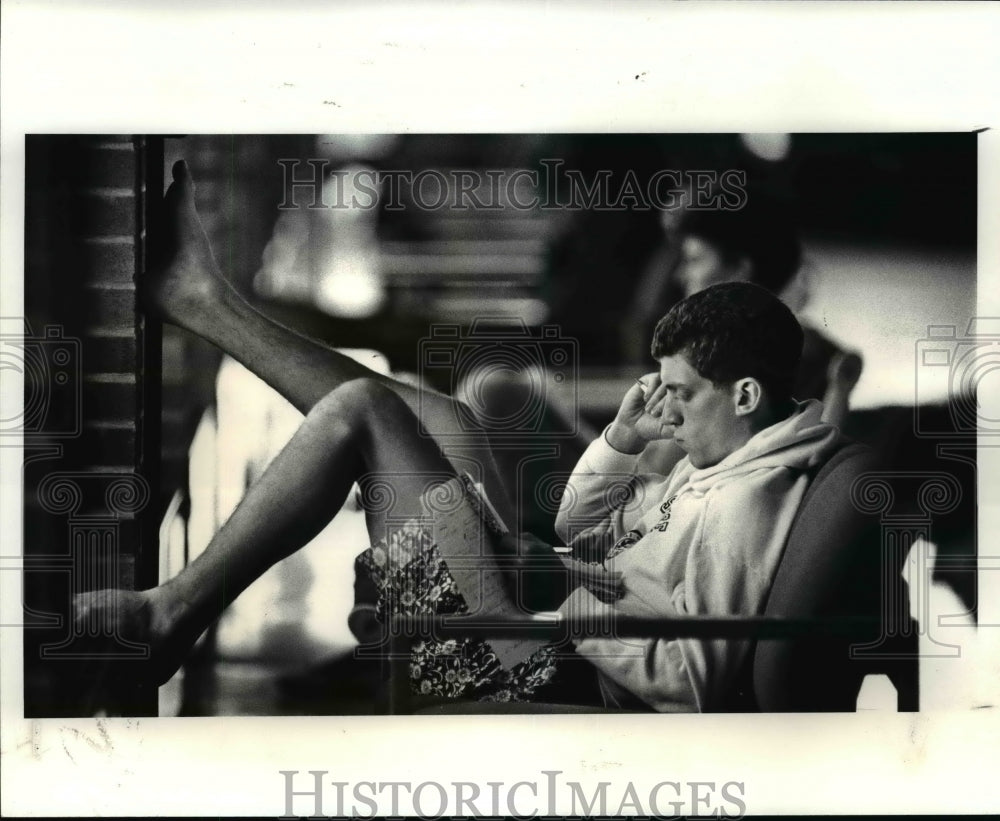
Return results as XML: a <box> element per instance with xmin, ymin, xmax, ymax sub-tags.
<box><xmin>579</xmin><ymin>425</ymin><xmax>643</xmax><ymax>474</ymax></box>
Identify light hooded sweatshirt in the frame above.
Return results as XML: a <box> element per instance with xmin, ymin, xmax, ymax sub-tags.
<box><xmin>555</xmin><ymin>399</ymin><xmax>841</xmax><ymax>712</ymax></box>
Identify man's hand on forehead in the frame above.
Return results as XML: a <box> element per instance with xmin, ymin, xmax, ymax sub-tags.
<box><xmin>607</xmin><ymin>372</ymin><xmax>676</xmax><ymax>453</ymax></box>
<box><xmin>638</xmin><ymin>373</ymin><xmax>669</xmax><ymax>416</ymax></box>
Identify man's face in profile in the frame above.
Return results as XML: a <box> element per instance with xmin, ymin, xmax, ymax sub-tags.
<box><xmin>656</xmin><ymin>353</ymin><xmax>743</xmax><ymax>469</ymax></box>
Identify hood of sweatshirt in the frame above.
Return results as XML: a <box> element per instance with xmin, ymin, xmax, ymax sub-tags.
<box><xmin>679</xmin><ymin>399</ymin><xmax>841</xmax><ymax>496</ymax></box>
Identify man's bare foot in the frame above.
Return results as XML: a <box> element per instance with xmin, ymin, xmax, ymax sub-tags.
<box><xmin>72</xmin><ymin>586</ymin><xmax>193</xmax><ymax>686</ymax></box>
<box><xmin>140</xmin><ymin>159</ymin><xmax>226</xmax><ymax>326</ymax></box>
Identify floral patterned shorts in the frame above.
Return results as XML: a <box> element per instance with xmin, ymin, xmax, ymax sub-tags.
<box><xmin>356</xmin><ymin>520</ymin><xmax>559</xmax><ymax>702</ymax></box>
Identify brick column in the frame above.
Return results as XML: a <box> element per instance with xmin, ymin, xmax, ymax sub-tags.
<box><xmin>23</xmin><ymin>135</ymin><xmax>162</xmax><ymax>716</ymax></box>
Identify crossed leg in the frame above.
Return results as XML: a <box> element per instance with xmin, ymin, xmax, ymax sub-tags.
<box><xmin>72</xmin><ymin>160</ymin><xmax>554</xmax><ymax>685</ymax></box>
<box><xmin>145</xmin><ymin>159</ymin><xmax>512</xmax><ymax>511</ymax></box>
<box><xmin>75</xmin><ymin>378</ymin><xmax>526</xmax><ymax>686</ymax></box>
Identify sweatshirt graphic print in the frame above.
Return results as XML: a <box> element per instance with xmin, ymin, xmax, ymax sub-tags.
<box><xmin>555</xmin><ymin>400</ymin><xmax>840</xmax><ymax>712</ymax></box>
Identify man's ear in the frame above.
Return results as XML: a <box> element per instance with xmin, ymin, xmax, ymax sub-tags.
<box><xmin>732</xmin><ymin>377</ymin><xmax>762</xmax><ymax>416</ymax></box>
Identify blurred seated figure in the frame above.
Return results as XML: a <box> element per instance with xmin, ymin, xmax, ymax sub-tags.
<box><xmin>636</xmin><ymin>185</ymin><xmax>863</xmax><ymax>426</ymax></box>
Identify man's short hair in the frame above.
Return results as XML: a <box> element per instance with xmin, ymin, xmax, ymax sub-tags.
<box><xmin>650</xmin><ymin>282</ymin><xmax>804</xmax><ymax>402</ymax></box>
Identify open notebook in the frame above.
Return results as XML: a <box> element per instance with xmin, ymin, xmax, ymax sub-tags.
<box><xmin>420</xmin><ymin>472</ymin><xmax>552</xmax><ymax>670</ymax></box>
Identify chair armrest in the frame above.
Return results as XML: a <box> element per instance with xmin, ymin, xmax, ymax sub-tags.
<box><xmin>387</xmin><ymin>613</ymin><xmax>884</xmax><ymax>641</ymax></box>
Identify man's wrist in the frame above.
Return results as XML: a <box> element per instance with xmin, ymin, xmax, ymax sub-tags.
<box><xmin>605</xmin><ymin>421</ymin><xmax>645</xmax><ymax>455</ymax></box>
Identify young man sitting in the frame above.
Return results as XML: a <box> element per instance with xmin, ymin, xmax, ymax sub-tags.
<box><xmin>74</xmin><ymin>161</ymin><xmax>841</xmax><ymax>712</ymax></box>
<box><xmin>552</xmin><ymin>283</ymin><xmax>839</xmax><ymax>710</ymax></box>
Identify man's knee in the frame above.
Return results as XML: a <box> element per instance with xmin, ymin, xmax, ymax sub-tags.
<box><xmin>312</xmin><ymin>377</ymin><xmax>411</xmax><ymax>428</ymax></box>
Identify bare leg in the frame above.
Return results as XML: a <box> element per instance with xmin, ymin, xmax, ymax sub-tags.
<box><xmin>144</xmin><ymin>160</ymin><xmax>368</xmax><ymax>413</ymax></box>
<box><xmin>146</xmin><ymin>160</ymin><xmax>510</xmax><ymax>509</ymax></box>
<box><xmin>75</xmin><ymin>379</ymin><xmax>525</xmax><ymax>685</ymax></box>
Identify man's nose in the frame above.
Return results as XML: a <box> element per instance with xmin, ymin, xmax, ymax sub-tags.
<box><xmin>662</xmin><ymin>399</ymin><xmax>682</xmax><ymax>426</ymax></box>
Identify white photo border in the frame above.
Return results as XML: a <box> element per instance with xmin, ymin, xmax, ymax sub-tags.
<box><xmin>3</xmin><ymin>1</ymin><xmax>999</xmax><ymax>816</ymax></box>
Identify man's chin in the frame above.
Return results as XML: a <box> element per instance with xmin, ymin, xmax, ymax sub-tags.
<box><xmin>684</xmin><ymin>446</ymin><xmax>722</xmax><ymax>470</ymax></box>
<box><xmin>676</xmin><ymin>441</ymin><xmax>703</xmax><ymax>467</ymax></box>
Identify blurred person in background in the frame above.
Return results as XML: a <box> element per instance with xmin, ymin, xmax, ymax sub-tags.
<box><xmin>474</xmin><ymin>181</ymin><xmax>864</xmax><ymax>538</ymax></box>
<box><xmin>632</xmin><ymin>183</ymin><xmax>863</xmax><ymax>426</ymax></box>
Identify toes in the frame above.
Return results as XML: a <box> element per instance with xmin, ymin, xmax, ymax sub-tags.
<box><xmin>165</xmin><ymin>159</ymin><xmax>197</xmax><ymax>212</ymax></box>
<box><xmin>171</xmin><ymin>159</ymin><xmax>191</xmax><ymax>185</ymax></box>
<box><xmin>72</xmin><ymin>589</ymin><xmax>147</xmax><ymax>637</ymax></box>
<box><xmin>72</xmin><ymin>590</ymin><xmax>110</xmax><ymax>635</ymax></box>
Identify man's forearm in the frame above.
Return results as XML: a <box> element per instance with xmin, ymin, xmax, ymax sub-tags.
<box><xmin>605</xmin><ymin>419</ymin><xmax>647</xmax><ymax>455</ymax></box>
